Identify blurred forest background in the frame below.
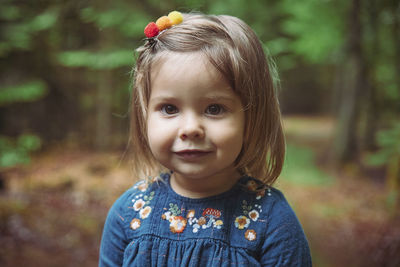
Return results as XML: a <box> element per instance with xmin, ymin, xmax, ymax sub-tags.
<box><xmin>1</xmin><ymin>0</ymin><xmax>399</xmax><ymax>266</ymax></box>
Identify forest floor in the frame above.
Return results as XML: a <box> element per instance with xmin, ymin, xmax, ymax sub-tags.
<box><xmin>1</xmin><ymin>116</ymin><xmax>399</xmax><ymax>267</ymax></box>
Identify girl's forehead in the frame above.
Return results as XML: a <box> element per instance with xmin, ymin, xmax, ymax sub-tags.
<box><xmin>149</xmin><ymin>51</ymin><xmax>239</xmax><ymax>102</ymax></box>
<box><xmin>152</xmin><ymin>52</ymin><xmax>208</xmax><ymax>70</ymax></box>
<box><xmin>150</xmin><ymin>52</ymin><xmax>221</xmax><ymax>82</ymax></box>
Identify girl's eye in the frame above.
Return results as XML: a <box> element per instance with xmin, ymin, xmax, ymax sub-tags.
<box><xmin>161</xmin><ymin>104</ymin><xmax>178</xmax><ymax>115</ymax></box>
<box><xmin>205</xmin><ymin>104</ymin><xmax>224</xmax><ymax>115</ymax></box>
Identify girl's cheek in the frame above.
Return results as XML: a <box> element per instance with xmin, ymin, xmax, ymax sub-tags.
<box><xmin>148</xmin><ymin>117</ymin><xmax>177</xmax><ymax>144</ymax></box>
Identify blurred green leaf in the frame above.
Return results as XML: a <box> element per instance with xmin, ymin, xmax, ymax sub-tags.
<box><xmin>281</xmin><ymin>143</ymin><xmax>333</xmax><ymax>186</ymax></box>
<box><xmin>2</xmin><ymin>23</ymin><xmax>32</xmax><ymax>52</ymax></box>
<box><xmin>17</xmin><ymin>135</ymin><xmax>42</xmax><ymax>151</ymax></box>
<box><xmin>0</xmin><ymin>134</ymin><xmax>41</xmax><ymax>168</ymax></box>
<box><xmin>30</xmin><ymin>9</ymin><xmax>58</xmax><ymax>31</ymax></box>
<box><xmin>267</xmin><ymin>38</ymin><xmax>291</xmax><ymax>56</ymax></box>
<box><xmin>0</xmin><ymin>80</ymin><xmax>48</xmax><ymax>106</ymax></box>
<box><xmin>376</xmin><ymin>63</ymin><xmax>399</xmax><ymax>100</ymax></box>
<box><xmin>57</xmin><ymin>50</ymin><xmax>133</xmax><ymax>70</ymax></box>
<box><xmin>367</xmin><ymin>122</ymin><xmax>400</xmax><ymax>166</ymax></box>
<box><xmin>0</xmin><ymin>150</ymin><xmax>29</xmax><ymax>168</ymax></box>
<box><xmin>0</xmin><ymin>8</ymin><xmax>59</xmax><ymax>57</ymax></box>
<box><xmin>80</xmin><ymin>7</ymin><xmax>149</xmax><ymax>37</ymax></box>
<box><xmin>80</xmin><ymin>7</ymin><xmax>124</xmax><ymax>28</ymax></box>
<box><xmin>281</xmin><ymin>0</ymin><xmax>346</xmax><ymax>63</ymax></box>
<box><xmin>0</xmin><ymin>5</ymin><xmax>20</xmax><ymax>20</ymax></box>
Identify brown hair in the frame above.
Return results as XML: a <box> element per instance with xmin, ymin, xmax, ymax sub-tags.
<box><xmin>130</xmin><ymin>13</ymin><xmax>285</xmax><ymax>185</ymax></box>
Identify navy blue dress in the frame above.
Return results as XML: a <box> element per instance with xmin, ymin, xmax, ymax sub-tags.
<box><xmin>99</xmin><ymin>173</ymin><xmax>312</xmax><ymax>266</ymax></box>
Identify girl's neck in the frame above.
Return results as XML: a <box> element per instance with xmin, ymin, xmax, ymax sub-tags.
<box><xmin>169</xmin><ymin>168</ymin><xmax>241</xmax><ymax>199</ymax></box>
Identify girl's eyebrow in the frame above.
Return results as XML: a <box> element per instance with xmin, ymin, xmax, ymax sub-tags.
<box><xmin>148</xmin><ymin>95</ymin><xmax>177</xmax><ymax>103</ymax></box>
<box><xmin>148</xmin><ymin>93</ymin><xmax>239</xmax><ymax>105</ymax></box>
<box><xmin>149</xmin><ymin>95</ymin><xmax>237</xmax><ymax>102</ymax></box>
<box><xmin>204</xmin><ymin>95</ymin><xmax>237</xmax><ymax>103</ymax></box>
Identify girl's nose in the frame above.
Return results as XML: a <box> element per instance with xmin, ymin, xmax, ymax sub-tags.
<box><xmin>179</xmin><ymin>114</ymin><xmax>205</xmax><ymax>140</ymax></box>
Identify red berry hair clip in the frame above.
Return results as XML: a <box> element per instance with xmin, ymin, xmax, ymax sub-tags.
<box><xmin>144</xmin><ymin>11</ymin><xmax>183</xmax><ymax>38</ymax></box>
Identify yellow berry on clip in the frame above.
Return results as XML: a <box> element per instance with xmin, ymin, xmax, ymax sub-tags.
<box><xmin>156</xmin><ymin>16</ymin><xmax>172</xmax><ymax>31</ymax></box>
<box><xmin>168</xmin><ymin>11</ymin><xmax>183</xmax><ymax>25</ymax></box>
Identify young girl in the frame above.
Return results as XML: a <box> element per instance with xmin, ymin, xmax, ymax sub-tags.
<box><xmin>100</xmin><ymin>11</ymin><xmax>312</xmax><ymax>266</ymax></box>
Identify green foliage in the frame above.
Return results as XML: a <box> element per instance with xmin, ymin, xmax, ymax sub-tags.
<box><xmin>79</xmin><ymin>6</ymin><xmax>149</xmax><ymax>37</ymax></box>
<box><xmin>367</xmin><ymin>122</ymin><xmax>400</xmax><ymax>166</ymax></box>
<box><xmin>280</xmin><ymin>0</ymin><xmax>347</xmax><ymax>63</ymax></box>
<box><xmin>0</xmin><ymin>5</ymin><xmax>58</xmax><ymax>56</ymax></box>
<box><xmin>0</xmin><ymin>80</ymin><xmax>48</xmax><ymax>106</ymax></box>
<box><xmin>0</xmin><ymin>4</ymin><xmax>20</xmax><ymax>20</ymax></box>
<box><xmin>30</xmin><ymin>9</ymin><xmax>58</xmax><ymax>31</ymax></box>
<box><xmin>372</xmin><ymin>13</ymin><xmax>400</xmax><ymax>105</ymax></box>
<box><xmin>57</xmin><ymin>50</ymin><xmax>134</xmax><ymax>70</ymax></box>
<box><xmin>0</xmin><ymin>134</ymin><xmax>41</xmax><ymax>168</ymax></box>
<box><xmin>281</xmin><ymin>143</ymin><xmax>333</xmax><ymax>186</ymax></box>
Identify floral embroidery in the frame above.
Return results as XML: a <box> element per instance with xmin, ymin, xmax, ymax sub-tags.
<box><xmin>187</xmin><ymin>209</ymin><xmax>195</xmax><ymax>218</ymax></box>
<box><xmin>133</xmin><ymin>199</ymin><xmax>145</xmax><ymax>211</ymax></box>
<box><xmin>190</xmin><ymin>208</ymin><xmax>223</xmax><ymax>233</ymax></box>
<box><xmin>245</xmin><ymin>229</ymin><xmax>257</xmax><ymax>241</ymax></box>
<box><xmin>215</xmin><ymin>220</ymin><xmax>223</xmax><ymax>227</ymax></box>
<box><xmin>139</xmin><ymin>206</ymin><xmax>152</xmax><ymax>219</ymax></box>
<box><xmin>162</xmin><ymin>205</ymin><xmax>224</xmax><ymax>234</ymax></box>
<box><xmin>169</xmin><ymin>216</ymin><xmax>187</xmax><ymax>233</ymax></box>
<box><xmin>256</xmin><ymin>190</ymin><xmax>265</xmax><ymax>200</ymax></box>
<box><xmin>248</xmin><ymin>210</ymin><xmax>259</xmax><ymax>221</ymax></box>
<box><xmin>137</xmin><ymin>183</ymin><xmax>148</xmax><ymax>192</ymax></box>
<box><xmin>234</xmin><ymin>200</ymin><xmax>262</xmax><ymax>234</ymax></box>
<box><xmin>234</xmin><ymin>179</ymin><xmax>271</xmax><ymax>241</ymax></box>
<box><xmin>134</xmin><ymin>180</ymin><xmax>149</xmax><ymax>192</ymax></box>
<box><xmin>235</xmin><ymin>216</ymin><xmax>250</xmax><ymax>229</ymax></box>
<box><xmin>130</xmin><ymin>187</ymin><xmax>155</xmax><ymax>230</ymax></box>
<box><xmin>197</xmin><ymin>216</ymin><xmax>206</xmax><ymax>226</ymax></box>
<box><xmin>130</xmin><ymin>218</ymin><xmax>141</xmax><ymax>230</ymax></box>
<box><xmin>162</xmin><ymin>203</ymin><xmax>188</xmax><ymax>233</ymax></box>
<box><xmin>246</xmin><ymin>180</ymin><xmax>258</xmax><ymax>191</ymax></box>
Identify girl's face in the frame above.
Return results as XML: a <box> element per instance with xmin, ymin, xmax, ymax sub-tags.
<box><xmin>147</xmin><ymin>52</ymin><xmax>245</xmax><ymax>196</ymax></box>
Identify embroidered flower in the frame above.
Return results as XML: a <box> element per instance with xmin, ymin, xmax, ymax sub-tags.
<box><xmin>162</xmin><ymin>205</ymin><xmax>223</xmax><ymax>234</ymax></box>
<box><xmin>137</xmin><ymin>182</ymin><xmax>148</xmax><ymax>192</ymax></box>
<box><xmin>256</xmin><ymin>190</ymin><xmax>266</xmax><ymax>200</ymax></box>
<box><xmin>248</xmin><ymin>210</ymin><xmax>259</xmax><ymax>221</ymax></box>
<box><xmin>130</xmin><ymin>218</ymin><xmax>141</xmax><ymax>230</ymax></box>
<box><xmin>245</xmin><ymin>229</ymin><xmax>257</xmax><ymax>241</ymax></box>
<box><xmin>246</xmin><ymin>180</ymin><xmax>258</xmax><ymax>191</ymax></box>
<box><xmin>162</xmin><ymin>211</ymin><xmax>172</xmax><ymax>221</ymax></box>
<box><xmin>198</xmin><ymin>217</ymin><xmax>207</xmax><ymax>226</ymax></box>
<box><xmin>215</xmin><ymin>220</ymin><xmax>223</xmax><ymax>226</ymax></box>
<box><xmin>187</xmin><ymin>210</ymin><xmax>195</xmax><ymax>218</ymax></box>
<box><xmin>214</xmin><ymin>220</ymin><xmax>223</xmax><ymax>229</ymax></box>
<box><xmin>235</xmin><ymin>216</ymin><xmax>250</xmax><ymax>229</ymax></box>
<box><xmin>133</xmin><ymin>199</ymin><xmax>145</xmax><ymax>211</ymax></box>
<box><xmin>140</xmin><ymin>206</ymin><xmax>152</xmax><ymax>219</ymax></box>
<box><xmin>169</xmin><ymin>216</ymin><xmax>187</xmax><ymax>233</ymax></box>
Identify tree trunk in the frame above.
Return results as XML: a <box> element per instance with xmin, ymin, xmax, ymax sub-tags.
<box><xmin>95</xmin><ymin>70</ymin><xmax>112</xmax><ymax>150</ymax></box>
<box><xmin>387</xmin><ymin>1</ymin><xmax>400</xmax><ymax>217</ymax></box>
<box><xmin>392</xmin><ymin>2</ymin><xmax>400</xmax><ymax>90</ymax></box>
<box><xmin>362</xmin><ymin>0</ymin><xmax>379</xmax><ymax>151</ymax></box>
<box><xmin>333</xmin><ymin>0</ymin><xmax>367</xmax><ymax>164</ymax></box>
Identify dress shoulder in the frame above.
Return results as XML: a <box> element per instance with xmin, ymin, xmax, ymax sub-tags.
<box><xmin>258</xmin><ymin>187</ymin><xmax>312</xmax><ymax>266</ymax></box>
<box><xmin>99</xmin><ymin>180</ymin><xmax>152</xmax><ymax>267</ymax></box>
<box><xmin>237</xmin><ymin>177</ymin><xmax>311</xmax><ymax>265</ymax></box>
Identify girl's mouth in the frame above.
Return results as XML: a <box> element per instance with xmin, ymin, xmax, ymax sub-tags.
<box><xmin>174</xmin><ymin>149</ymin><xmax>211</xmax><ymax>159</ymax></box>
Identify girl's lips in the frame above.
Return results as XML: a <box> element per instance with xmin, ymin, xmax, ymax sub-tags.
<box><xmin>174</xmin><ymin>149</ymin><xmax>211</xmax><ymax>159</ymax></box>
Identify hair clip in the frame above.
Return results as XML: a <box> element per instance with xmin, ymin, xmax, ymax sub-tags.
<box><xmin>144</xmin><ymin>11</ymin><xmax>183</xmax><ymax>38</ymax></box>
